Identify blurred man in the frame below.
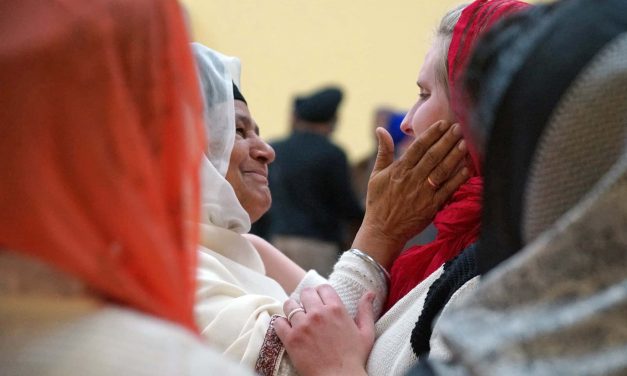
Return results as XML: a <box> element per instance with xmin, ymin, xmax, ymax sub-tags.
<box><xmin>260</xmin><ymin>86</ymin><xmax>364</xmax><ymax>277</ymax></box>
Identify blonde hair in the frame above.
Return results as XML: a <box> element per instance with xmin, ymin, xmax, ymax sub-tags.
<box><xmin>433</xmin><ymin>4</ymin><xmax>467</xmax><ymax>98</ymax></box>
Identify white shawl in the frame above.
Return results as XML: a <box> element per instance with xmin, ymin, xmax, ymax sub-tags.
<box><xmin>191</xmin><ymin>43</ymin><xmax>290</xmax><ymax>368</ymax></box>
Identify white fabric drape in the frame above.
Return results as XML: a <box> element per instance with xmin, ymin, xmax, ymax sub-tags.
<box><xmin>191</xmin><ymin>43</ymin><xmax>250</xmax><ymax>233</ymax></box>
<box><xmin>191</xmin><ymin>43</ymin><xmax>292</xmax><ymax>369</ymax></box>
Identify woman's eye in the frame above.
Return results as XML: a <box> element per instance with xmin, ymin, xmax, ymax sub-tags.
<box><xmin>419</xmin><ymin>92</ymin><xmax>430</xmax><ymax>100</ymax></box>
<box><xmin>236</xmin><ymin>127</ymin><xmax>245</xmax><ymax>137</ymax></box>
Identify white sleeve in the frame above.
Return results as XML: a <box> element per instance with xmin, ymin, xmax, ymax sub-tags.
<box><xmin>328</xmin><ymin>252</ymin><xmax>388</xmax><ymax>318</ymax></box>
<box><xmin>287</xmin><ymin>252</ymin><xmax>388</xmax><ymax>319</ymax></box>
<box><xmin>195</xmin><ymin>248</ymin><xmax>288</xmax><ymax>370</ymax></box>
<box><xmin>289</xmin><ymin>269</ymin><xmax>327</xmax><ymax>298</ymax></box>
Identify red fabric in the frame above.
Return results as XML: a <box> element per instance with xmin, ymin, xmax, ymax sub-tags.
<box><xmin>385</xmin><ymin>177</ymin><xmax>482</xmax><ymax>311</ymax></box>
<box><xmin>0</xmin><ymin>0</ymin><xmax>204</xmax><ymax>332</ymax></box>
<box><xmin>385</xmin><ymin>0</ymin><xmax>529</xmax><ymax>311</ymax></box>
<box><xmin>449</xmin><ymin>0</ymin><xmax>530</xmax><ymax>174</ymax></box>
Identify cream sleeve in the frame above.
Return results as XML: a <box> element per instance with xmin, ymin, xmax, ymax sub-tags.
<box><xmin>195</xmin><ymin>247</ymin><xmax>289</xmax><ymax>370</ymax></box>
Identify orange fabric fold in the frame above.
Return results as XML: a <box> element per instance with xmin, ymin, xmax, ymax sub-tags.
<box><xmin>0</xmin><ymin>0</ymin><xmax>205</xmax><ymax>332</ymax></box>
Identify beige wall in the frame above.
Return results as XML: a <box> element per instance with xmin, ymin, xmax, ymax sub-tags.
<box><xmin>182</xmin><ymin>1</ymin><xmax>479</xmax><ymax>161</ymax></box>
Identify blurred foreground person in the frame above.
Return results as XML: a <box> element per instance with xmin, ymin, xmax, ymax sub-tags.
<box><xmin>0</xmin><ymin>1</ymin><xmax>251</xmax><ymax>375</ymax></box>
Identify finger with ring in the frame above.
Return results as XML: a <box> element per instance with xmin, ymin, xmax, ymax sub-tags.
<box><xmin>427</xmin><ymin>176</ymin><xmax>439</xmax><ymax>189</ymax></box>
<box><xmin>287</xmin><ymin>307</ymin><xmax>306</xmax><ymax>323</ymax></box>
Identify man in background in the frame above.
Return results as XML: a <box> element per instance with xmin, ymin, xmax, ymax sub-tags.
<box><xmin>255</xmin><ymin>86</ymin><xmax>363</xmax><ymax>277</ymax></box>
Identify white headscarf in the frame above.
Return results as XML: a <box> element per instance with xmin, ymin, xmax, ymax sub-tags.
<box><xmin>191</xmin><ymin>47</ymin><xmax>292</xmax><ymax>371</ymax></box>
<box><xmin>191</xmin><ymin>43</ymin><xmax>250</xmax><ymax>233</ymax></box>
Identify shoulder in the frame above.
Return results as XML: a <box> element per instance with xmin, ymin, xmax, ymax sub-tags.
<box><xmin>1</xmin><ymin>305</ymin><xmax>253</xmax><ymax>376</ymax></box>
<box><xmin>321</xmin><ymin>141</ymin><xmax>349</xmax><ymax>163</ymax></box>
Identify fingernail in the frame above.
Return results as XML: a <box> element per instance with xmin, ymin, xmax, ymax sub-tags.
<box><xmin>452</xmin><ymin>124</ymin><xmax>462</xmax><ymax>136</ymax></box>
<box><xmin>439</xmin><ymin>121</ymin><xmax>450</xmax><ymax>131</ymax></box>
<box><xmin>461</xmin><ymin>167</ymin><xmax>469</xmax><ymax>177</ymax></box>
<box><xmin>458</xmin><ymin>140</ymin><xmax>466</xmax><ymax>151</ymax></box>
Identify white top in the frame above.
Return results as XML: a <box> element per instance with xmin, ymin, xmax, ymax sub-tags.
<box><xmin>367</xmin><ymin>267</ymin><xmax>479</xmax><ymax>376</ymax></box>
<box><xmin>0</xmin><ymin>296</ymin><xmax>253</xmax><ymax>376</ymax></box>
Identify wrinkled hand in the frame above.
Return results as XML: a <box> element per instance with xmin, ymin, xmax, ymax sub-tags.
<box><xmin>353</xmin><ymin>121</ymin><xmax>469</xmax><ymax>268</ymax></box>
<box><xmin>275</xmin><ymin>285</ymin><xmax>375</xmax><ymax>376</ymax></box>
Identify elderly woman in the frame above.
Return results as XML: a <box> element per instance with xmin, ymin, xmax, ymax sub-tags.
<box><xmin>416</xmin><ymin>0</ymin><xmax>627</xmax><ymax>374</ymax></box>
<box><xmin>273</xmin><ymin>1</ymin><xmax>531</xmax><ymax>375</ymax></box>
<box><xmin>191</xmin><ymin>44</ymin><xmax>306</xmax><ymax>369</ymax></box>
<box><xmin>190</xmin><ymin>44</ymin><xmax>469</xmax><ymax>374</ymax></box>
<box><xmin>0</xmin><ymin>0</ymin><xmax>251</xmax><ymax>375</ymax></box>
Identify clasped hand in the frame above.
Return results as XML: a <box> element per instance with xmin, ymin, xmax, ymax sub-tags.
<box><xmin>275</xmin><ymin>285</ymin><xmax>375</xmax><ymax>376</ymax></box>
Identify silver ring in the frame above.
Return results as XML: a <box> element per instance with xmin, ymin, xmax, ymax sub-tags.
<box><xmin>286</xmin><ymin>307</ymin><xmax>306</xmax><ymax>323</ymax></box>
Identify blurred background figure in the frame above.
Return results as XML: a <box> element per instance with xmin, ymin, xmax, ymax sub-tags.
<box><xmin>258</xmin><ymin>86</ymin><xmax>364</xmax><ymax>277</ymax></box>
<box><xmin>352</xmin><ymin>107</ymin><xmax>409</xmax><ymax>207</ymax></box>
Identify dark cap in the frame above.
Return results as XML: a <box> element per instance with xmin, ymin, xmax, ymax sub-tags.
<box><xmin>294</xmin><ymin>86</ymin><xmax>343</xmax><ymax>123</ymax></box>
<box><xmin>232</xmin><ymin>82</ymin><xmax>246</xmax><ymax>104</ymax></box>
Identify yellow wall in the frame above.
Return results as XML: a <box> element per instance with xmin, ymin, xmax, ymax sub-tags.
<box><xmin>182</xmin><ymin>1</ymin><xmax>485</xmax><ymax>161</ymax></box>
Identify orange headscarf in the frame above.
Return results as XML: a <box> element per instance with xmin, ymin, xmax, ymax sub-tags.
<box><xmin>0</xmin><ymin>0</ymin><xmax>205</xmax><ymax>332</ymax></box>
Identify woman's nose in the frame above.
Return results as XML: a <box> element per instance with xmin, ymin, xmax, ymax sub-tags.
<box><xmin>251</xmin><ymin>137</ymin><xmax>275</xmax><ymax>164</ymax></box>
<box><xmin>400</xmin><ymin>113</ymin><xmax>414</xmax><ymax>136</ymax></box>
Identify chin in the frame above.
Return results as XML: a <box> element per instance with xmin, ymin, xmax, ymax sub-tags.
<box><xmin>247</xmin><ymin>195</ymin><xmax>271</xmax><ymax>223</ymax></box>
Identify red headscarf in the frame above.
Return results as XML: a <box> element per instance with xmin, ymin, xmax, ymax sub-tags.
<box><xmin>0</xmin><ymin>0</ymin><xmax>205</xmax><ymax>332</ymax></box>
<box><xmin>449</xmin><ymin>0</ymin><xmax>530</xmax><ymax>173</ymax></box>
<box><xmin>385</xmin><ymin>0</ymin><xmax>529</xmax><ymax>311</ymax></box>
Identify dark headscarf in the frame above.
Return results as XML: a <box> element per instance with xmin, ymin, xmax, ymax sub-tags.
<box><xmin>409</xmin><ymin>1</ymin><xmax>627</xmax><ymax>373</ymax></box>
<box><xmin>449</xmin><ymin>0</ymin><xmax>529</xmax><ymax>175</ymax></box>
<box><xmin>462</xmin><ymin>0</ymin><xmax>627</xmax><ymax>274</ymax></box>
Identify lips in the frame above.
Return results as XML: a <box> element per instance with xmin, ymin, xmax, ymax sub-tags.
<box><xmin>243</xmin><ymin>169</ymin><xmax>268</xmax><ymax>183</ymax></box>
<box><xmin>244</xmin><ymin>170</ymin><xmax>267</xmax><ymax>178</ymax></box>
